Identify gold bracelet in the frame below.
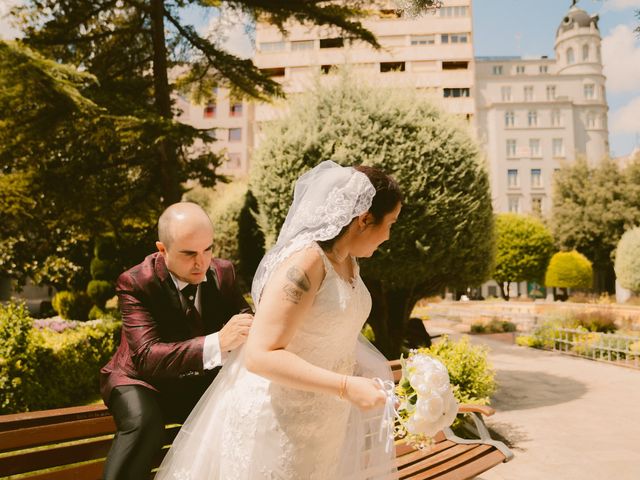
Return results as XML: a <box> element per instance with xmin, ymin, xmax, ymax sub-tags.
<box><xmin>338</xmin><ymin>375</ymin><xmax>348</xmax><ymax>400</ymax></box>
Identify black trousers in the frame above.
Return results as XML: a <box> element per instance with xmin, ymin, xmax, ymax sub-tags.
<box><xmin>102</xmin><ymin>386</ymin><xmax>166</xmax><ymax>480</ymax></box>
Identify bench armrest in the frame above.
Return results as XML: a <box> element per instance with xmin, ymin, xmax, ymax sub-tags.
<box><xmin>458</xmin><ymin>404</ymin><xmax>495</xmax><ymax>417</ymax></box>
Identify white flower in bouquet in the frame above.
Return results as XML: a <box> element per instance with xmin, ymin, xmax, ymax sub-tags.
<box><xmin>395</xmin><ymin>351</ymin><xmax>458</xmax><ymax>448</ymax></box>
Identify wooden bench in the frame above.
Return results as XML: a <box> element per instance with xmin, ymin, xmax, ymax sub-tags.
<box><xmin>0</xmin><ymin>362</ymin><xmax>512</xmax><ymax>479</ymax></box>
<box><xmin>389</xmin><ymin>360</ymin><xmax>513</xmax><ymax>479</ymax></box>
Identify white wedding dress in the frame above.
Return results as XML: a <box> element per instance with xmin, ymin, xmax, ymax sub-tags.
<box><xmin>155</xmin><ymin>243</ymin><xmax>397</xmax><ymax>480</ymax></box>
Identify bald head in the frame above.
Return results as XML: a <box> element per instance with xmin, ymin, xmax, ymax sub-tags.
<box><xmin>158</xmin><ymin>202</ymin><xmax>213</xmax><ymax>249</ymax></box>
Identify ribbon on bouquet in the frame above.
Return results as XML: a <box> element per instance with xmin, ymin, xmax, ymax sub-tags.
<box><xmin>373</xmin><ymin>377</ymin><xmax>397</xmax><ymax>454</ymax></box>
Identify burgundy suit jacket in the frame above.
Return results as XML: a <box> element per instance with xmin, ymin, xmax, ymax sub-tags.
<box><xmin>100</xmin><ymin>252</ymin><xmax>251</xmax><ymax>409</ymax></box>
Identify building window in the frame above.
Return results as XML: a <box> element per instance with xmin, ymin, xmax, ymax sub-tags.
<box><xmin>551</xmin><ymin>110</ymin><xmax>562</xmax><ymax>127</ymax></box>
<box><xmin>587</xmin><ymin>113</ymin><xmax>597</xmax><ymax>129</ymax></box>
<box><xmin>440</xmin><ymin>6</ymin><xmax>469</xmax><ymax>16</ymax></box>
<box><xmin>582</xmin><ymin>44</ymin><xmax>589</xmax><ymax>61</ymax></box>
<box><xmin>442</xmin><ymin>61</ymin><xmax>468</xmax><ymax>70</ymax></box>
<box><xmin>501</xmin><ymin>86</ymin><xmax>511</xmax><ymax>101</ymax></box>
<box><xmin>532</xmin><ymin>197</ymin><xmax>543</xmax><ymax>214</ymax></box>
<box><xmin>205</xmin><ymin>129</ymin><xmax>218</xmax><ymax>140</ymax></box>
<box><xmin>546</xmin><ymin>85</ymin><xmax>556</xmax><ymax>100</ymax></box>
<box><xmin>203</xmin><ymin>102</ymin><xmax>216</xmax><ymax>119</ymax></box>
<box><xmin>530</xmin><ymin>139</ymin><xmax>541</xmax><ymax>157</ymax></box>
<box><xmin>319</xmin><ymin>37</ymin><xmax>343</xmax><ymax>49</ymax></box>
<box><xmin>567</xmin><ymin>47</ymin><xmax>575</xmax><ymax>64</ymax></box>
<box><xmin>380</xmin><ymin>61</ymin><xmax>405</xmax><ymax>73</ymax></box>
<box><xmin>539</xmin><ymin>65</ymin><xmax>548</xmax><ymax>74</ymax></box>
<box><xmin>531</xmin><ymin>169</ymin><xmax>542</xmax><ymax>188</ymax></box>
<box><xmin>229</xmin><ymin>102</ymin><xmax>243</xmax><ymax>117</ymax></box>
<box><xmin>441</xmin><ymin>33</ymin><xmax>468</xmax><ymax>44</ymax></box>
<box><xmin>259</xmin><ymin>41</ymin><xmax>286</xmax><ymax>52</ymax></box>
<box><xmin>260</xmin><ymin>67</ymin><xmax>285</xmax><ymax>77</ymax></box>
<box><xmin>516</xmin><ymin>65</ymin><xmax>525</xmax><ymax>74</ymax></box>
<box><xmin>508</xmin><ymin>169</ymin><xmax>519</xmax><ymax>188</ymax></box>
<box><xmin>584</xmin><ymin>84</ymin><xmax>595</xmax><ymax>99</ymax></box>
<box><xmin>505</xmin><ymin>111</ymin><xmax>515</xmax><ymax>127</ymax></box>
<box><xmin>321</xmin><ymin>64</ymin><xmax>336</xmax><ymax>74</ymax></box>
<box><xmin>524</xmin><ymin>86</ymin><xmax>534</xmax><ymax>101</ymax></box>
<box><xmin>553</xmin><ymin>138</ymin><xmax>564</xmax><ymax>157</ymax></box>
<box><xmin>228</xmin><ymin>128</ymin><xmax>242</xmax><ymax>142</ymax></box>
<box><xmin>508</xmin><ymin>196</ymin><xmax>520</xmax><ymax>213</ymax></box>
<box><xmin>493</xmin><ymin>65</ymin><xmax>503</xmax><ymax>75</ymax></box>
<box><xmin>443</xmin><ymin>88</ymin><xmax>470</xmax><ymax>98</ymax></box>
<box><xmin>226</xmin><ymin>153</ymin><xmax>241</xmax><ymax>169</ymax></box>
<box><xmin>506</xmin><ymin>139</ymin><xmax>517</xmax><ymax>157</ymax></box>
<box><xmin>411</xmin><ymin>35</ymin><xmax>435</xmax><ymax>45</ymax></box>
<box><xmin>291</xmin><ymin>40</ymin><xmax>314</xmax><ymax>51</ymax></box>
<box><xmin>528</xmin><ymin>110</ymin><xmax>538</xmax><ymax>127</ymax></box>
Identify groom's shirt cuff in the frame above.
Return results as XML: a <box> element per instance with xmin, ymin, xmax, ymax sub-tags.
<box><xmin>203</xmin><ymin>332</ymin><xmax>226</xmax><ymax>369</ymax></box>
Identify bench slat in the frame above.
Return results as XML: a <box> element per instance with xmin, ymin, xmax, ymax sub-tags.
<box><xmin>399</xmin><ymin>444</ymin><xmax>494</xmax><ymax>480</ymax></box>
<box><xmin>0</xmin><ymin>437</ymin><xmax>113</xmax><ymax>476</ymax></box>
<box><xmin>0</xmin><ymin>405</ymin><xmax>110</xmax><ymax>431</ymax></box>
<box><xmin>0</xmin><ymin>416</ymin><xmax>116</xmax><ymax>452</ymax></box>
<box><xmin>10</xmin><ymin>460</ymin><xmax>104</xmax><ymax>480</ymax></box>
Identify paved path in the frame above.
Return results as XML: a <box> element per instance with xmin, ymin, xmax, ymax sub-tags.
<box><xmin>426</xmin><ymin>320</ymin><xmax>640</xmax><ymax>480</ymax></box>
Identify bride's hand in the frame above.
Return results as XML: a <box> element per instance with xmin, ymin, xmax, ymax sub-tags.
<box><xmin>344</xmin><ymin>376</ymin><xmax>387</xmax><ymax>410</ymax></box>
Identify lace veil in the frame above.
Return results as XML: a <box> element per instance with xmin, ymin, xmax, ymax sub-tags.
<box><xmin>251</xmin><ymin>160</ymin><xmax>376</xmax><ymax>305</ymax></box>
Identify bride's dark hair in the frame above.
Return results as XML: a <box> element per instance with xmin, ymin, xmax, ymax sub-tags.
<box><xmin>318</xmin><ymin>165</ymin><xmax>402</xmax><ymax>250</ymax></box>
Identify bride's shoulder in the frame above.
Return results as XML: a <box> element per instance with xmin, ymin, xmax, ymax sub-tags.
<box><xmin>278</xmin><ymin>243</ymin><xmax>326</xmax><ymax>285</ymax></box>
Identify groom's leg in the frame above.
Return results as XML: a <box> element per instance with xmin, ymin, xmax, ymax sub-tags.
<box><xmin>102</xmin><ymin>385</ymin><xmax>165</xmax><ymax>480</ymax></box>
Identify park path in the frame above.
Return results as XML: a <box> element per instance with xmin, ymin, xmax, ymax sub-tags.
<box><xmin>426</xmin><ymin>319</ymin><xmax>640</xmax><ymax>480</ymax></box>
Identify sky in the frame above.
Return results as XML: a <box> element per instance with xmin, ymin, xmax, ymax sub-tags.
<box><xmin>1</xmin><ymin>0</ymin><xmax>639</xmax><ymax>157</ymax></box>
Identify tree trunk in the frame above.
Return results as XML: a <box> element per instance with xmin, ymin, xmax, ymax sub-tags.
<box><xmin>593</xmin><ymin>262</ymin><xmax>616</xmax><ymax>295</ymax></box>
<box><xmin>499</xmin><ymin>282</ymin><xmax>509</xmax><ymax>301</ymax></box>
<box><xmin>150</xmin><ymin>0</ymin><xmax>181</xmax><ymax>206</ymax></box>
<box><xmin>365</xmin><ymin>278</ymin><xmax>416</xmax><ymax>359</ymax></box>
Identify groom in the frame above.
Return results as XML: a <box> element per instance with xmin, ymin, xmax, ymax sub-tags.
<box><xmin>100</xmin><ymin>202</ymin><xmax>253</xmax><ymax>480</ymax></box>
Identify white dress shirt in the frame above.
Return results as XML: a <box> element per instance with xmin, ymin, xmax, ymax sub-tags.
<box><xmin>169</xmin><ymin>273</ymin><xmax>225</xmax><ymax>370</ymax></box>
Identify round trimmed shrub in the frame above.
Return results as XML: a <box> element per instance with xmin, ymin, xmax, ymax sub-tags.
<box><xmin>52</xmin><ymin>291</ymin><xmax>92</xmax><ymax>321</ymax></box>
<box><xmin>615</xmin><ymin>227</ymin><xmax>640</xmax><ymax>294</ymax></box>
<box><xmin>545</xmin><ymin>251</ymin><xmax>593</xmax><ymax>290</ymax></box>
<box><xmin>86</xmin><ymin>280</ymin><xmax>114</xmax><ymax>309</ymax></box>
<box><xmin>90</xmin><ymin>257</ymin><xmax>118</xmax><ymax>281</ymax></box>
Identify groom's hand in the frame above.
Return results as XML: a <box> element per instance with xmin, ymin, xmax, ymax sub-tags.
<box><xmin>219</xmin><ymin>313</ymin><xmax>253</xmax><ymax>352</ymax></box>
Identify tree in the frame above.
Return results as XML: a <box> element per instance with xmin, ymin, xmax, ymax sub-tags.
<box><xmin>545</xmin><ymin>251</ymin><xmax>593</xmax><ymax>292</ymax></box>
<box><xmin>492</xmin><ymin>214</ymin><xmax>554</xmax><ymax>300</ymax></box>
<box><xmin>10</xmin><ymin>0</ymin><xmax>421</xmax><ymax>205</ymax></box>
<box><xmin>0</xmin><ymin>41</ymin><xmax>170</xmax><ymax>287</ymax></box>
<box><xmin>4</xmin><ymin>0</ymin><xmax>439</xmax><ymax>288</ymax></box>
<box><xmin>550</xmin><ymin>157</ymin><xmax>639</xmax><ymax>294</ymax></box>
<box><xmin>250</xmin><ymin>73</ymin><xmax>494</xmax><ymax>357</ymax></box>
<box><xmin>614</xmin><ymin>227</ymin><xmax>640</xmax><ymax>294</ymax></box>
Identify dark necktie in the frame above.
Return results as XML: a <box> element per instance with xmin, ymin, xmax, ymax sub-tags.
<box><xmin>181</xmin><ymin>283</ymin><xmax>205</xmax><ymax>336</ymax></box>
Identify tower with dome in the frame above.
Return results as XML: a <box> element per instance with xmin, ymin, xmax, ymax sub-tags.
<box><xmin>474</xmin><ymin>0</ymin><xmax>610</xmax><ymax>217</ymax></box>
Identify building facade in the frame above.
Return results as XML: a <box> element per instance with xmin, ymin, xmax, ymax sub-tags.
<box><xmin>175</xmin><ymin>88</ymin><xmax>255</xmax><ymax>176</ymax></box>
<box><xmin>475</xmin><ymin>3</ymin><xmax>609</xmax><ymax>216</ymax></box>
<box><xmin>253</xmin><ymin>0</ymin><xmax>475</xmax><ymax>137</ymax></box>
<box><xmin>177</xmin><ymin>2</ymin><xmax>610</xmax><ymax>224</ymax></box>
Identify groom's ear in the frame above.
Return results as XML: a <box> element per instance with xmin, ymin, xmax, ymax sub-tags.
<box><xmin>156</xmin><ymin>241</ymin><xmax>167</xmax><ymax>255</ymax></box>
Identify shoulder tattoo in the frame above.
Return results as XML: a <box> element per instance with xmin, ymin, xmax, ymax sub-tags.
<box><xmin>283</xmin><ymin>266</ymin><xmax>311</xmax><ymax>304</ymax></box>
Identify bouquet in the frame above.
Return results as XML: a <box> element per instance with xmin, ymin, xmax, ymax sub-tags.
<box><xmin>394</xmin><ymin>351</ymin><xmax>458</xmax><ymax>448</ymax></box>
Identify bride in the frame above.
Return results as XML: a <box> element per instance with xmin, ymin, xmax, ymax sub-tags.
<box><xmin>155</xmin><ymin>160</ymin><xmax>403</xmax><ymax>479</ymax></box>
